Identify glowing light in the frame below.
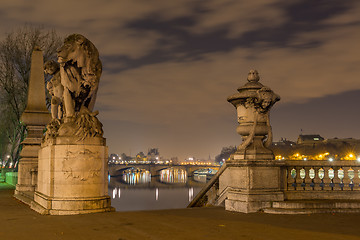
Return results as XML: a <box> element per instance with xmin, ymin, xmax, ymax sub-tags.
<box><xmin>188</xmin><ymin>187</ymin><xmax>194</xmax><ymax>202</ymax></box>
<box><xmin>343</xmin><ymin>153</ymin><xmax>356</xmax><ymax>160</ymax></box>
<box><xmin>329</xmin><ymin>158</ymin><xmax>333</xmax><ymax>162</ymax></box>
<box><xmin>155</xmin><ymin>188</ymin><xmax>159</xmax><ymax>201</ymax></box>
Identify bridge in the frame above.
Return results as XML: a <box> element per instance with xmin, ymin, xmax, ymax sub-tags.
<box><xmin>108</xmin><ymin>163</ymin><xmax>220</xmax><ymax>178</ymax></box>
<box><xmin>109</xmin><ymin>176</ymin><xmax>207</xmax><ymax>189</ymax></box>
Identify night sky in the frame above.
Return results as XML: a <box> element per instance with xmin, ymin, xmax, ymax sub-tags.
<box><xmin>1</xmin><ymin>0</ymin><xmax>359</xmax><ymax>160</ymax></box>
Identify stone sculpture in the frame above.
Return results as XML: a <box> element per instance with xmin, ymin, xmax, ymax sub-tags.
<box><xmin>43</xmin><ymin>34</ymin><xmax>103</xmax><ymax>142</ymax></box>
<box><xmin>190</xmin><ymin>70</ymin><xmax>284</xmax><ymax>213</ymax></box>
<box><xmin>227</xmin><ymin>70</ymin><xmax>280</xmax><ymax>160</ymax></box>
<box><xmin>33</xmin><ymin>34</ymin><xmax>113</xmax><ymax>215</ymax></box>
<box><xmin>44</xmin><ymin>60</ymin><xmax>63</xmax><ymax>120</ymax></box>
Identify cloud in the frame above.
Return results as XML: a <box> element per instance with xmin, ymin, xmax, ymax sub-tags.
<box><xmin>1</xmin><ymin>0</ymin><xmax>359</xmax><ymax>159</ymax></box>
<box><xmin>97</xmin><ymin>18</ymin><xmax>360</xmax><ymax>122</ymax></box>
<box><xmin>189</xmin><ymin>0</ymin><xmax>288</xmax><ymax>38</ymax></box>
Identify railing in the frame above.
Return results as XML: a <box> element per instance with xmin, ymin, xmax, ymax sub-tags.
<box><xmin>284</xmin><ymin>160</ymin><xmax>360</xmax><ymax>200</ymax></box>
<box><xmin>187</xmin><ymin>164</ymin><xmax>227</xmax><ymax>207</ymax></box>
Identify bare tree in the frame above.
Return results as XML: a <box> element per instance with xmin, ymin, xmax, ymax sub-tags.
<box><xmin>0</xmin><ymin>25</ymin><xmax>62</xmax><ymax>168</ymax></box>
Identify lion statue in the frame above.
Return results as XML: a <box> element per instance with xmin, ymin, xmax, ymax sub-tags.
<box><xmin>57</xmin><ymin>34</ymin><xmax>102</xmax><ymax>120</ymax></box>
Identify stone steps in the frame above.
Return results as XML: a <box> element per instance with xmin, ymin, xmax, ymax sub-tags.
<box><xmin>264</xmin><ymin>200</ymin><xmax>360</xmax><ymax>214</ymax></box>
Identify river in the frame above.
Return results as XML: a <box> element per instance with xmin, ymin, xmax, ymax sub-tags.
<box><xmin>108</xmin><ymin>167</ymin><xmax>214</xmax><ymax>211</ymax></box>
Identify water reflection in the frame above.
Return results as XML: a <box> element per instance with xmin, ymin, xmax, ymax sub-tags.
<box><xmin>112</xmin><ymin>187</ymin><xmax>121</xmax><ymax>199</ymax></box>
<box><xmin>109</xmin><ymin>167</ymin><xmax>215</xmax><ymax>211</ymax></box>
<box><xmin>110</xmin><ymin>186</ymin><xmax>201</xmax><ymax>211</ymax></box>
<box><xmin>122</xmin><ymin>168</ymin><xmax>151</xmax><ymax>185</ymax></box>
<box><xmin>188</xmin><ymin>187</ymin><xmax>194</xmax><ymax>202</ymax></box>
<box><xmin>160</xmin><ymin>168</ymin><xmax>187</xmax><ymax>183</ymax></box>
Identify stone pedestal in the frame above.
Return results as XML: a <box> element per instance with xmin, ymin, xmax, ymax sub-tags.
<box><xmin>31</xmin><ymin>137</ymin><xmax>114</xmax><ymax>215</ymax></box>
<box><xmin>15</xmin><ymin>126</ymin><xmax>45</xmax><ymax>193</ymax></box>
<box><xmin>219</xmin><ymin>159</ymin><xmax>284</xmax><ymax>213</ymax></box>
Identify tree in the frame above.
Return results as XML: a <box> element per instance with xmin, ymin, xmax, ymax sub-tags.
<box><xmin>0</xmin><ymin>25</ymin><xmax>62</xmax><ymax>168</ymax></box>
<box><xmin>215</xmin><ymin>146</ymin><xmax>237</xmax><ymax>164</ymax></box>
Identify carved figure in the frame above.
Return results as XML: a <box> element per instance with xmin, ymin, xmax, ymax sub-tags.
<box><xmin>43</xmin><ymin>34</ymin><xmax>104</xmax><ymax>143</ymax></box>
<box><xmin>44</xmin><ymin>60</ymin><xmax>64</xmax><ymax>120</ymax></box>
<box><xmin>57</xmin><ymin>34</ymin><xmax>102</xmax><ymax>120</ymax></box>
<box><xmin>240</xmin><ymin>87</ymin><xmax>278</xmax><ymax>149</ymax></box>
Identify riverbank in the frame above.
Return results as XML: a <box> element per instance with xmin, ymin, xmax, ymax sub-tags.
<box><xmin>0</xmin><ymin>183</ymin><xmax>359</xmax><ymax>240</ymax></box>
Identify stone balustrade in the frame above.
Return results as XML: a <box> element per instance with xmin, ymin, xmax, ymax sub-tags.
<box><xmin>283</xmin><ymin>160</ymin><xmax>360</xmax><ymax>200</ymax></box>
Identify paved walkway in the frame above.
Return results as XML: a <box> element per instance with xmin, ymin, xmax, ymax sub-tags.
<box><xmin>1</xmin><ymin>183</ymin><xmax>360</xmax><ymax>240</ymax></box>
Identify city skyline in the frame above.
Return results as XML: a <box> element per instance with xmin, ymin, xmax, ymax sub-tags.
<box><xmin>1</xmin><ymin>0</ymin><xmax>360</xmax><ymax>160</ymax></box>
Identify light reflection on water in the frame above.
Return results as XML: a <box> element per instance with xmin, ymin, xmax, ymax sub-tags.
<box><xmin>160</xmin><ymin>168</ymin><xmax>187</xmax><ymax>183</ymax></box>
<box><xmin>122</xmin><ymin>168</ymin><xmax>151</xmax><ymax>185</ymax></box>
<box><xmin>121</xmin><ymin>168</ymin><xmax>189</xmax><ymax>185</ymax></box>
<box><xmin>109</xmin><ymin>186</ymin><xmax>202</xmax><ymax>212</ymax></box>
<box><xmin>109</xmin><ymin>167</ymin><xmax>216</xmax><ymax>211</ymax></box>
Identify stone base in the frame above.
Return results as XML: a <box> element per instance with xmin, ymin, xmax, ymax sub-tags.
<box><xmin>32</xmin><ymin>137</ymin><xmax>114</xmax><ymax>215</ymax></box>
<box><xmin>14</xmin><ymin>190</ymin><xmax>34</xmax><ymax>206</ymax></box>
<box><xmin>219</xmin><ymin>158</ymin><xmax>285</xmax><ymax>213</ymax></box>
<box><xmin>32</xmin><ymin>191</ymin><xmax>114</xmax><ymax>215</ymax></box>
<box><xmin>264</xmin><ymin>200</ymin><xmax>360</xmax><ymax>214</ymax></box>
<box><xmin>15</xmin><ymin>184</ymin><xmax>35</xmax><ymax>193</ymax></box>
<box><xmin>225</xmin><ymin>189</ymin><xmax>284</xmax><ymax>213</ymax></box>
<box><xmin>16</xmin><ymin>127</ymin><xmax>46</xmax><ymax>196</ymax></box>
<box><xmin>15</xmin><ymin>157</ymin><xmax>38</xmax><ymax>194</ymax></box>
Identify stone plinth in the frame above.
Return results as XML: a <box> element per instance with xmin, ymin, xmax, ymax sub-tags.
<box><xmin>219</xmin><ymin>159</ymin><xmax>284</xmax><ymax>213</ymax></box>
<box><xmin>15</xmin><ymin>126</ymin><xmax>43</xmax><ymax>193</ymax></box>
<box><xmin>31</xmin><ymin>137</ymin><xmax>114</xmax><ymax>215</ymax></box>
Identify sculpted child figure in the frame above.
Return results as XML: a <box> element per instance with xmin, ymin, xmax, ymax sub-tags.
<box><xmin>44</xmin><ymin>60</ymin><xmax>64</xmax><ymax>120</ymax></box>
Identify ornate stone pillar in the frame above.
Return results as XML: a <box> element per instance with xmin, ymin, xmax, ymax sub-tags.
<box><xmin>219</xmin><ymin>70</ymin><xmax>284</xmax><ymax>213</ymax></box>
<box><xmin>15</xmin><ymin>48</ymin><xmax>51</xmax><ymax>202</ymax></box>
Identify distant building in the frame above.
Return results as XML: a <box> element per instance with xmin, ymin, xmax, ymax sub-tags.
<box><xmin>171</xmin><ymin>157</ymin><xmax>179</xmax><ymax>164</ymax></box>
<box><xmin>147</xmin><ymin>148</ymin><xmax>160</xmax><ymax>163</ymax></box>
<box><xmin>297</xmin><ymin>134</ymin><xmax>324</xmax><ymax>145</ymax></box>
<box><xmin>271</xmin><ymin>138</ymin><xmax>296</xmax><ymax>158</ymax></box>
<box><xmin>272</xmin><ymin>138</ymin><xmax>296</xmax><ymax>147</ymax></box>
<box><xmin>135</xmin><ymin>152</ymin><xmax>146</xmax><ymax>162</ymax></box>
<box><xmin>108</xmin><ymin>153</ymin><xmax>119</xmax><ymax>163</ymax></box>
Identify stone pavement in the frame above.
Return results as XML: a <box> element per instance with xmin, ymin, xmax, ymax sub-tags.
<box><xmin>1</xmin><ymin>183</ymin><xmax>360</xmax><ymax>240</ymax></box>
